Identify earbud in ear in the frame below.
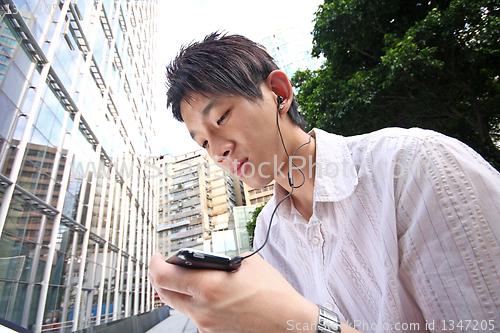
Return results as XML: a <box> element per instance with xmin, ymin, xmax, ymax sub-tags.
<box><xmin>277</xmin><ymin>96</ymin><xmax>284</xmax><ymax>105</ymax></box>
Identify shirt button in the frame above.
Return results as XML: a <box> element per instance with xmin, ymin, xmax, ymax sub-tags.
<box><xmin>326</xmin><ymin>302</ymin><xmax>334</xmax><ymax>311</ymax></box>
<box><xmin>311</xmin><ymin>237</ymin><xmax>319</xmax><ymax>245</ymax></box>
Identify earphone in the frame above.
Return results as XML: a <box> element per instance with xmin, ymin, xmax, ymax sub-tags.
<box><xmin>236</xmin><ymin>96</ymin><xmax>311</xmax><ymax>262</ymax></box>
<box><xmin>170</xmin><ymin>96</ymin><xmax>312</xmax><ymax>270</ymax></box>
<box><xmin>278</xmin><ymin>95</ymin><xmax>284</xmax><ymax>109</ymax></box>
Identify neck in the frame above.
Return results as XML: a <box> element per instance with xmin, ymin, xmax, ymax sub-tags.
<box><xmin>274</xmin><ymin>129</ymin><xmax>316</xmax><ymax>221</ymax></box>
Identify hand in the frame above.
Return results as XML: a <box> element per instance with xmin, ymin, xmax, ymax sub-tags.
<box><xmin>148</xmin><ymin>252</ymin><xmax>319</xmax><ymax>332</ymax></box>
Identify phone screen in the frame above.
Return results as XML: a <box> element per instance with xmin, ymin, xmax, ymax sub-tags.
<box><xmin>166</xmin><ymin>248</ymin><xmax>242</xmax><ymax>271</ymax></box>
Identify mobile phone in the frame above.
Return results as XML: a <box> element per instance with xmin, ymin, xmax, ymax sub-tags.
<box><xmin>166</xmin><ymin>248</ymin><xmax>242</xmax><ymax>271</ymax></box>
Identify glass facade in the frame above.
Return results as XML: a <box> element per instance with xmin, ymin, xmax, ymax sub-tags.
<box><xmin>232</xmin><ymin>205</ymin><xmax>253</xmax><ymax>255</ymax></box>
<box><xmin>0</xmin><ymin>0</ymin><xmax>158</xmax><ymax>332</ymax></box>
<box><xmin>261</xmin><ymin>24</ymin><xmax>325</xmax><ymax>79</ymax></box>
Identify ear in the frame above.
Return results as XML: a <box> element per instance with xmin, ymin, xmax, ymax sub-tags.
<box><xmin>266</xmin><ymin>70</ymin><xmax>294</xmax><ymax>114</ymax></box>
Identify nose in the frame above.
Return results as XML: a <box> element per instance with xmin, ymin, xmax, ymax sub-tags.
<box><xmin>212</xmin><ymin>140</ymin><xmax>234</xmax><ymax>165</ymax></box>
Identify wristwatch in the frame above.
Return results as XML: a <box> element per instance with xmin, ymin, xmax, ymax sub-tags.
<box><xmin>317</xmin><ymin>306</ymin><xmax>341</xmax><ymax>333</ymax></box>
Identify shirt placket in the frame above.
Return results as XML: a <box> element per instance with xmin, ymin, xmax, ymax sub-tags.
<box><xmin>306</xmin><ymin>214</ymin><xmax>329</xmax><ymax>306</ymax></box>
<box><xmin>310</xmin><ymin>209</ymin><xmax>341</xmax><ymax>316</ymax></box>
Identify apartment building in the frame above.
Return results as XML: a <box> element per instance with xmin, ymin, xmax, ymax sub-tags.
<box><xmin>155</xmin><ymin>150</ymin><xmax>245</xmax><ymax>259</ymax></box>
<box><xmin>243</xmin><ymin>182</ymin><xmax>274</xmax><ymax>208</ymax></box>
<box><xmin>0</xmin><ymin>0</ymin><xmax>158</xmax><ymax>331</ymax></box>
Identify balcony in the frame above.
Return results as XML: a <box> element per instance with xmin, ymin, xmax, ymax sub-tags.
<box><xmin>170</xmin><ymin>227</ymin><xmax>203</xmax><ymax>240</ymax></box>
<box><xmin>169</xmin><ymin>187</ymin><xmax>200</xmax><ymax>201</ymax></box>
<box><xmin>171</xmin><ymin>239</ymin><xmax>203</xmax><ymax>251</ymax></box>
<box><xmin>170</xmin><ymin>207</ymin><xmax>201</xmax><ymax>221</ymax></box>
<box><xmin>157</xmin><ymin>220</ymin><xmax>189</xmax><ymax>232</ymax></box>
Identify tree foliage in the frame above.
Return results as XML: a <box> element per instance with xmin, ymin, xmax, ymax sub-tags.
<box><xmin>293</xmin><ymin>0</ymin><xmax>500</xmax><ymax>169</ymax></box>
<box><xmin>246</xmin><ymin>204</ymin><xmax>266</xmax><ymax>248</ymax></box>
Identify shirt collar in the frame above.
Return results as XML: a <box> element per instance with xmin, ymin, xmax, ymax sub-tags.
<box><xmin>273</xmin><ymin>128</ymin><xmax>359</xmax><ymax>217</ymax></box>
<box><xmin>310</xmin><ymin>128</ymin><xmax>359</xmax><ymax>202</ymax></box>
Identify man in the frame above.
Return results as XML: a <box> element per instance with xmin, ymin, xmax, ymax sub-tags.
<box><xmin>148</xmin><ymin>32</ymin><xmax>500</xmax><ymax>332</ymax></box>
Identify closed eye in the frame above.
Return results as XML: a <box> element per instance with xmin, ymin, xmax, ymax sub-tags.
<box><xmin>217</xmin><ymin>111</ymin><xmax>229</xmax><ymax>125</ymax></box>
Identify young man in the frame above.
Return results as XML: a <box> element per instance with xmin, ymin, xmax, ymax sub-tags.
<box><xmin>148</xmin><ymin>32</ymin><xmax>500</xmax><ymax>332</ymax></box>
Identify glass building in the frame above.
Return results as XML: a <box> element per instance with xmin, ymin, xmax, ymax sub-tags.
<box><xmin>0</xmin><ymin>0</ymin><xmax>158</xmax><ymax>332</ymax></box>
<box><xmin>232</xmin><ymin>205</ymin><xmax>253</xmax><ymax>255</ymax></box>
<box><xmin>261</xmin><ymin>24</ymin><xmax>325</xmax><ymax>79</ymax></box>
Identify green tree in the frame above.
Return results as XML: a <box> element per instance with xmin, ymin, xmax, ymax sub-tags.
<box><xmin>246</xmin><ymin>204</ymin><xmax>266</xmax><ymax>247</ymax></box>
<box><xmin>293</xmin><ymin>0</ymin><xmax>500</xmax><ymax>169</ymax></box>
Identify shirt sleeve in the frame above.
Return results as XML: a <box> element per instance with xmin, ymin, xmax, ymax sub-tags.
<box><xmin>395</xmin><ymin>133</ymin><xmax>500</xmax><ymax>330</ymax></box>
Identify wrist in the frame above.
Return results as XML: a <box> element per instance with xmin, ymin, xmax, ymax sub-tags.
<box><xmin>285</xmin><ymin>298</ymin><xmax>319</xmax><ymax>332</ymax></box>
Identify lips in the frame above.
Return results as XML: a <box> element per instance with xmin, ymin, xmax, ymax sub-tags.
<box><xmin>234</xmin><ymin>158</ymin><xmax>249</xmax><ymax>178</ymax></box>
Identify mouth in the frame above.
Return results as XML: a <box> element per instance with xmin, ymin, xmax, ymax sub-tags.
<box><xmin>234</xmin><ymin>158</ymin><xmax>249</xmax><ymax>178</ymax></box>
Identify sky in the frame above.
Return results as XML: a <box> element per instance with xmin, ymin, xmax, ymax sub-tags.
<box><xmin>151</xmin><ymin>0</ymin><xmax>324</xmax><ymax>157</ymax></box>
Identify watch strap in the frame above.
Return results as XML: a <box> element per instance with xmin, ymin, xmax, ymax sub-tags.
<box><xmin>317</xmin><ymin>306</ymin><xmax>341</xmax><ymax>333</ymax></box>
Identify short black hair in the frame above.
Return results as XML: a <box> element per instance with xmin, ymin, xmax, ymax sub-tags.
<box><xmin>166</xmin><ymin>32</ymin><xmax>306</xmax><ymax>129</ymax></box>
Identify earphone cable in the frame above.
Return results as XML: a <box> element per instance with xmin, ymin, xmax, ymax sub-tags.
<box><xmin>239</xmin><ymin>98</ymin><xmax>311</xmax><ymax>261</ymax></box>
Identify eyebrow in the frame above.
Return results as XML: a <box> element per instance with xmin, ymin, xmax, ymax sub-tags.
<box><xmin>189</xmin><ymin>98</ymin><xmax>222</xmax><ymax>140</ymax></box>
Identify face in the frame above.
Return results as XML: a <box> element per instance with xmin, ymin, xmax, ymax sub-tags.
<box><xmin>180</xmin><ymin>84</ymin><xmax>286</xmax><ymax>189</ymax></box>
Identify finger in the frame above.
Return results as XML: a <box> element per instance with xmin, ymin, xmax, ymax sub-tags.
<box><xmin>149</xmin><ymin>271</ymin><xmax>193</xmax><ymax>310</ymax></box>
<box><xmin>149</xmin><ymin>252</ymin><xmax>203</xmax><ymax>295</ymax></box>
<box><xmin>155</xmin><ymin>286</ymin><xmax>193</xmax><ymax>313</ymax></box>
<box><xmin>149</xmin><ymin>252</ymin><xmax>227</xmax><ymax>297</ymax></box>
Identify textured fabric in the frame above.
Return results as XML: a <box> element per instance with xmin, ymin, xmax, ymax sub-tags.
<box><xmin>254</xmin><ymin>127</ymin><xmax>500</xmax><ymax>332</ymax></box>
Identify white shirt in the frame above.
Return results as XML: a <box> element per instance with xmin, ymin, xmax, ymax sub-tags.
<box><xmin>254</xmin><ymin>128</ymin><xmax>500</xmax><ymax>332</ymax></box>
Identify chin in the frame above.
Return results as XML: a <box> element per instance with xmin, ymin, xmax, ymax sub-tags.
<box><xmin>240</xmin><ymin>176</ymin><xmax>273</xmax><ymax>189</ymax></box>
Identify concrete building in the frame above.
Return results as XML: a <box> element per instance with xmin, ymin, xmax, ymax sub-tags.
<box><xmin>243</xmin><ymin>182</ymin><xmax>274</xmax><ymax>208</ymax></box>
<box><xmin>0</xmin><ymin>0</ymin><xmax>159</xmax><ymax>331</ymax></box>
<box><xmin>155</xmin><ymin>150</ymin><xmax>245</xmax><ymax>259</ymax></box>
